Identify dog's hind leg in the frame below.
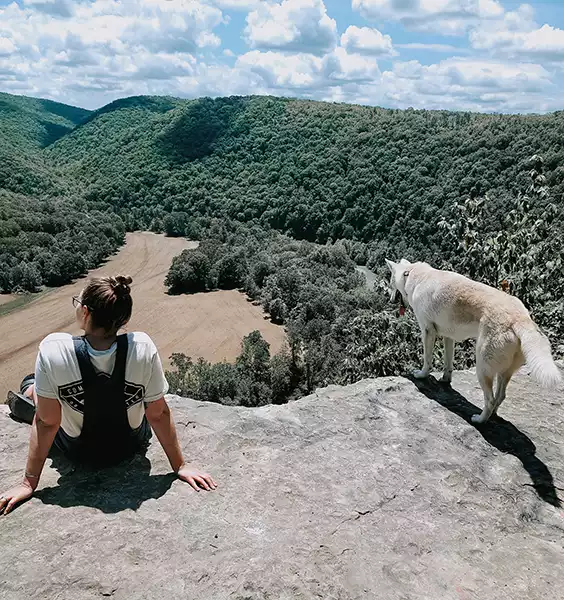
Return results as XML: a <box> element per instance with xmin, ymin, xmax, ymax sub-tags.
<box><xmin>441</xmin><ymin>337</ymin><xmax>454</xmax><ymax>383</ymax></box>
<box><xmin>413</xmin><ymin>326</ymin><xmax>436</xmax><ymax>379</ymax></box>
<box><xmin>492</xmin><ymin>374</ymin><xmax>508</xmax><ymax>417</ymax></box>
<box><xmin>472</xmin><ymin>365</ymin><xmax>496</xmax><ymax>425</ymax></box>
<box><xmin>492</xmin><ymin>351</ymin><xmax>524</xmax><ymax>416</ymax></box>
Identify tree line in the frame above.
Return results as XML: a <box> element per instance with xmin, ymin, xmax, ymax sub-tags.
<box><xmin>47</xmin><ymin>95</ymin><xmax>564</xmax><ymax>269</ymax></box>
<box><xmin>0</xmin><ymin>93</ymin><xmax>122</xmax><ymax>293</ymax></box>
<box><xmin>0</xmin><ymin>190</ymin><xmax>125</xmax><ymax>293</ymax></box>
<box><xmin>164</xmin><ymin>154</ymin><xmax>563</xmax><ymax>406</ymax></box>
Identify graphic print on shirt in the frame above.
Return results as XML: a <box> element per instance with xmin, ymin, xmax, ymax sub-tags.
<box><xmin>58</xmin><ymin>376</ymin><xmax>146</xmax><ymax>414</ymax></box>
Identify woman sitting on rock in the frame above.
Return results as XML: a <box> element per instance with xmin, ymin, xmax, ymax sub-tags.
<box><xmin>0</xmin><ymin>275</ymin><xmax>216</xmax><ymax>515</ymax></box>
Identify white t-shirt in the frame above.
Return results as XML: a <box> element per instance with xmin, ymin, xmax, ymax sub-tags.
<box><xmin>35</xmin><ymin>332</ymin><xmax>169</xmax><ymax>438</ymax></box>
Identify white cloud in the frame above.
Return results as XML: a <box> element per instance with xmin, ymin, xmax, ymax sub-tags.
<box><xmin>431</xmin><ymin>58</ymin><xmax>549</xmax><ymax>92</ymax></box>
<box><xmin>377</xmin><ymin>57</ymin><xmax>555</xmax><ymax>112</ymax></box>
<box><xmin>244</xmin><ymin>0</ymin><xmax>337</xmax><ymax>55</ymax></box>
<box><xmin>340</xmin><ymin>25</ymin><xmax>395</xmax><ymax>57</ymax></box>
<box><xmin>325</xmin><ymin>47</ymin><xmax>381</xmax><ymax>83</ymax></box>
<box><xmin>237</xmin><ymin>50</ymin><xmax>323</xmax><ymax>88</ymax></box>
<box><xmin>236</xmin><ymin>46</ymin><xmax>380</xmax><ymax>91</ymax></box>
<box><xmin>0</xmin><ymin>0</ymin><xmax>229</xmax><ymax>107</ymax></box>
<box><xmin>0</xmin><ymin>0</ymin><xmax>561</xmax><ymax>114</ymax></box>
<box><xmin>1</xmin><ymin>1</ymin><xmax>225</xmax><ymax>58</ymax></box>
<box><xmin>0</xmin><ymin>37</ymin><xmax>17</xmax><ymax>57</ymax></box>
<box><xmin>129</xmin><ymin>52</ymin><xmax>197</xmax><ymax>80</ymax></box>
<box><xmin>469</xmin><ymin>4</ymin><xmax>564</xmax><ymax>62</ymax></box>
<box><xmin>232</xmin><ymin>52</ymin><xmax>557</xmax><ymax>113</ymax></box>
<box><xmin>352</xmin><ymin>0</ymin><xmax>504</xmax><ymax>35</ymax></box>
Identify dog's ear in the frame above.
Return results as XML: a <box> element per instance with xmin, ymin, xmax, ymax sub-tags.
<box><xmin>385</xmin><ymin>259</ymin><xmax>397</xmax><ymax>272</ymax></box>
<box><xmin>399</xmin><ymin>258</ymin><xmax>411</xmax><ymax>265</ymax></box>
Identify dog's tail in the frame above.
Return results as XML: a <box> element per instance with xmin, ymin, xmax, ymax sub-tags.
<box><xmin>514</xmin><ymin>321</ymin><xmax>561</xmax><ymax>387</ymax></box>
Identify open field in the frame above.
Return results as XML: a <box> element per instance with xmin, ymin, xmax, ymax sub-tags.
<box><xmin>0</xmin><ymin>232</ymin><xmax>285</xmax><ymax>396</ymax></box>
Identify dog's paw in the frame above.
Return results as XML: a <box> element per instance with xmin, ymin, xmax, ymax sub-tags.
<box><xmin>441</xmin><ymin>372</ymin><xmax>452</xmax><ymax>384</ymax></box>
<box><xmin>412</xmin><ymin>369</ymin><xmax>430</xmax><ymax>380</ymax></box>
<box><xmin>471</xmin><ymin>414</ymin><xmax>487</xmax><ymax>425</ymax></box>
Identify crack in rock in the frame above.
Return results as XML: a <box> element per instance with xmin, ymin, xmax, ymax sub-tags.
<box><xmin>330</xmin><ymin>494</ymin><xmax>398</xmax><ymax>536</ymax></box>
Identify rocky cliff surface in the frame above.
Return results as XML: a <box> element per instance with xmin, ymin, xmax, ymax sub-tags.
<box><xmin>1</xmin><ymin>368</ymin><xmax>563</xmax><ymax>600</ymax></box>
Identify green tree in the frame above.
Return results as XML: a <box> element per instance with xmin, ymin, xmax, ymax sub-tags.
<box><xmin>10</xmin><ymin>261</ymin><xmax>42</xmax><ymax>292</ymax></box>
<box><xmin>165</xmin><ymin>250</ymin><xmax>210</xmax><ymax>294</ymax></box>
<box><xmin>270</xmin><ymin>349</ymin><xmax>293</xmax><ymax>404</ymax></box>
<box><xmin>236</xmin><ymin>330</ymin><xmax>271</xmax><ymax>387</ymax></box>
<box><xmin>440</xmin><ymin>154</ymin><xmax>564</xmax><ymax>354</ymax></box>
<box><xmin>163</xmin><ymin>212</ymin><xmax>190</xmax><ymax>237</ymax></box>
<box><xmin>215</xmin><ymin>251</ymin><xmax>248</xmax><ymax>289</ymax></box>
<box><xmin>268</xmin><ymin>297</ymin><xmax>287</xmax><ymax>323</ymax></box>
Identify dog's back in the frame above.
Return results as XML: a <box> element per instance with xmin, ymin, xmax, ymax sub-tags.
<box><xmin>407</xmin><ymin>261</ymin><xmax>560</xmax><ymax>387</ymax></box>
<box><xmin>406</xmin><ymin>262</ymin><xmax>528</xmax><ymax>341</ymax></box>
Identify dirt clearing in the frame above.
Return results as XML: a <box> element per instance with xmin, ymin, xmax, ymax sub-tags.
<box><xmin>0</xmin><ymin>232</ymin><xmax>285</xmax><ymax>395</ymax></box>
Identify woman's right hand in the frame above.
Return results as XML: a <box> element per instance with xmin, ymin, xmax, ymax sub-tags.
<box><xmin>0</xmin><ymin>481</ymin><xmax>34</xmax><ymax>515</ymax></box>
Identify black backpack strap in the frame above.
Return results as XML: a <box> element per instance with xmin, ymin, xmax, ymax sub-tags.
<box><xmin>72</xmin><ymin>335</ymin><xmax>98</xmax><ymax>387</ymax></box>
<box><xmin>72</xmin><ymin>333</ymin><xmax>135</xmax><ymax>465</ymax></box>
<box><xmin>111</xmin><ymin>334</ymin><xmax>128</xmax><ymax>384</ymax></box>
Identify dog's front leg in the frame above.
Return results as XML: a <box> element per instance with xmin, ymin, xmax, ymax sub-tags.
<box><xmin>413</xmin><ymin>326</ymin><xmax>436</xmax><ymax>379</ymax></box>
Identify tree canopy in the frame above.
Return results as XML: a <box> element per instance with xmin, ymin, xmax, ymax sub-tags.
<box><xmin>45</xmin><ymin>95</ymin><xmax>564</xmax><ymax>264</ymax></box>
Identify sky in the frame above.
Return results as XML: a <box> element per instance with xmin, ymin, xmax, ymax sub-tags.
<box><xmin>1</xmin><ymin>0</ymin><xmax>564</xmax><ymax>113</ymax></box>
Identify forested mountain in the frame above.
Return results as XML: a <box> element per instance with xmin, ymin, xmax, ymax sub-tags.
<box><xmin>0</xmin><ymin>91</ymin><xmax>90</xmax><ymax>152</ymax></box>
<box><xmin>0</xmin><ymin>93</ymin><xmax>123</xmax><ymax>293</ymax></box>
<box><xmin>0</xmin><ymin>92</ymin><xmax>90</xmax><ymax>196</ymax></box>
<box><xmin>3</xmin><ymin>91</ymin><xmax>563</xmax><ymax>291</ymax></box>
<box><xmin>47</xmin><ymin>95</ymin><xmax>564</xmax><ymax>262</ymax></box>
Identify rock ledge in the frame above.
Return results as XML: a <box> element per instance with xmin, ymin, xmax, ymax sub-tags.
<box><xmin>1</xmin><ymin>369</ymin><xmax>563</xmax><ymax>600</ymax></box>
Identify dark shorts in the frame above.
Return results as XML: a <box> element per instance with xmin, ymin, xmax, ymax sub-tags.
<box><xmin>52</xmin><ymin>417</ymin><xmax>152</xmax><ymax>460</ymax></box>
<box><xmin>20</xmin><ymin>373</ymin><xmax>35</xmax><ymax>395</ymax></box>
<box><xmin>19</xmin><ymin>375</ymin><xmax>152</xmax><ymax>463</ymax></box>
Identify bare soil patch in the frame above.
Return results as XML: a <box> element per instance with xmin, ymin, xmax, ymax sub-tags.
<box><xmin>0</xmin><ymin>232</ymin><xmax>285</xmax><ymax>395</ymax></box>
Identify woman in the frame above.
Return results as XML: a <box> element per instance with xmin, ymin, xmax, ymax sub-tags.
<box><xmin>0</xmin><ymin>275</ymin><xmax>216</xmax><ymax>515</ymax></box>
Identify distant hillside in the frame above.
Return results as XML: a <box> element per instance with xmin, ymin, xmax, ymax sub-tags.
<box><xmin>48</xmin><ymin>95</ymin><xmax>564</xmax><ymax>259</ymax></box>
<box><xmin>0</xmin><ymin>92</ymin><xmax>90</xmax><ymax>152</ymax></box>
<box><xmin>0</xmin><ymin>92</ymin><xmax>90</xmax><ymax>196</ymax></box>
<box><xmin>0</xmin><ymin>94</ymin><xmax>123</xmax><ymax>294</ymax></box>
<box><xmin>48</xmin><ymin>95</ymin><xmax>182</xmax><ymax>186</ymax></box>
<box><xmin>2</xmin><ymin>92</ymin><xmax>563</xmax><ymax>308</ymax></box>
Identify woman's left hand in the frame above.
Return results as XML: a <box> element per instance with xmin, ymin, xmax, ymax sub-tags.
<box><xmin>177</xmin><ymin>464</ymin><xmax>217</xmax><ymax>492</ymax></box>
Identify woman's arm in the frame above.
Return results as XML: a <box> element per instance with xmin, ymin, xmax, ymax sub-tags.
<box><xmin>0</xmin><ymin>394</ymin><xmax>61</xmax><ymax>515</ymax></box>
<box><xmin>144</xmin><ymin>397</ymin><xmax>217</xmax><ymax>492</ymax></box>
<box><xmin>26</xmin><ymin>394</ymin><xmax>61</xmax><ymax>486</ymax></box>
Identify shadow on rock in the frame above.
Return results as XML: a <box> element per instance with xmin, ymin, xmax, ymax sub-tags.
<box><xmin>35</xmin><ymin>449</ymin><xmax>176</xmax><ymax>514</ymax></box>
<box><xmin>409</xmin><ymin>375</ymin><xmax>561</xmax><ymax>508</ymax></box>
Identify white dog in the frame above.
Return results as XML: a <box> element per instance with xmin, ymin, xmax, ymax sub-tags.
<box><xmin>386</xmin><ymin>259</ymin><xmax>561</xmax><ymax>424</ymax></box>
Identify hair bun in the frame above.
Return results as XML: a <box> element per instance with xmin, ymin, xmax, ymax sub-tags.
<box><xmin>112</xmin><ymin>275</ymin><xmax>132</xmax><ymax>296</ymax></box>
